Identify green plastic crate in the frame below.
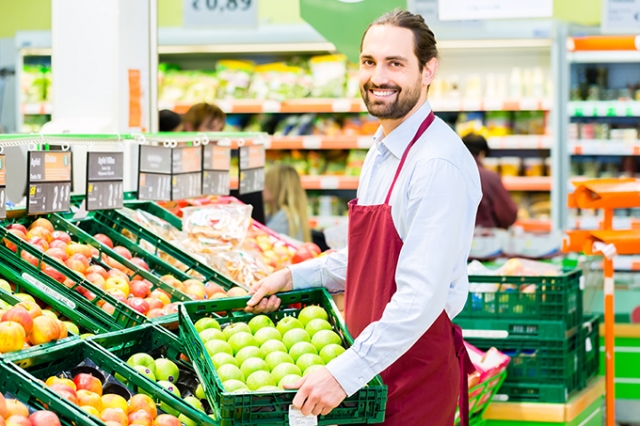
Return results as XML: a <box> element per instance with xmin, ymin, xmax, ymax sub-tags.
<box><xmin>456</xmin><ymin>370</ymin><xmax>507</xmax><ymax>426</ymax></box>
<box><xmin>454</xmin><ymin>318</ymin><xmax>575</xmax><ymax>341</ymax></box>
<box><xmin>124</xmin><ymin>200</ymin><xmax>183</xmax><ymax>229</ymax></box>
<box><xmin>4</xmin><ymin>338</ymin><xmax>214</xmax><ymax>426</ymax></box>
<box><xmin>179</xmin><ymin>288</ymin><xmax>387</xmax><ymax>425</ymax></box>
<box><xmin>462</xmin><ymin>270</ymin><xmax>583</xmax><ymax>333</ymax></box>
<box><xmin>71</xmin><ymin>214</ymin><xmax>236</xmax><ymax>294</ymax></box>
<box><xmin>0</xmin><ymin>362</ymin><xmax>104</xmax><ymax>426</ymax></box>
<box><xmin>88</xmin><ymin>323</ymin><xmax>216</xmax><ymax>425</ymax></box>
<box><xmin>580</xmin><ymin>316</ymin><xmax>600</xmax><ymax>387</ymax></box>
<box><xmin>494</xmin><ymin>382</ymin><xmax>574</xmax><ymax>403</ymax></box>
<box><xmin>89</xmin><ymin>208</ymin><xmax>242</xmax><ymax>290</ymax></box>
<box><xmin>0</xmin><ymin>227</ymin><xmax>147</xmax><ymax>329</ymax></box>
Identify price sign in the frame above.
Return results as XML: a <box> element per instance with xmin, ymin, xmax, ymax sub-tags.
<box><xmin>138</xmin><ymin>145</ymin><xmax>172</xmax><ymax>201</ymax></box>
<box><xmin>0</xmin><ymin>155</ymin><xmax>6</xmax><ymax>219</ymax></box>
<box><xmin>184</xmin><ymin>0</ymin><xmax>257</xmax><ymax>28</ymax></box>
<box><xmin>172</xmin><ymin>146</ymin><xmax>202</xmax><ymax>200</ymax></box>
<box><xmin>238</xmin><ymin>145</ymin><xmax>265</xmax><ymax>195</ymax></box>
<box><xmin>202</xmin><ymin>144</ymin><xmax>231</xmax><ymax>196</ymax></box>
<box><xmin>86</xmin><ymin>152</ymin><xmax>124</xmax><ymax>211</ymax></box>
<box><xmin>27</xmin><ymin>151</ymin><xmax>72</xmax><ymax>215</ymax></box>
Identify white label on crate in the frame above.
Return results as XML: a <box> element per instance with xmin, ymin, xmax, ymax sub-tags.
<box><xmin>492</xmin><ymin>394</ymin><xmax>509</xmax><ymax>402</ymax></box>
<box><xmin>579</xmin><ymin>276</ymin><xmax>585</xmax><ymax>290</ymax></box>
<box><xmin>604</xmin><ymin>277</ymin><xmax>615</xmax><ymax>295</ymax></box>
<box><xmin>22</xmin><ymin>272</ymin><xmax>76</xmax><ymax>309</ymax></box>
<box><xmin>462</xmin><ymin>329</ymin><xmax>509</xmax><ymax>339</ymax></box>
<box><xmin>302</xmin><ymin>136</ymin><xmax>322</xmax><ymax>150</ymax></box>
<box><xmin>262</xmin><ymin>100</ymin><xmax>282</xmax><ymax>113</ymax></box>
<box><xmin>586</xmin><ymin>337</ymin><xmax>593</xmax><ymax>353</ymax></box>
<box><xmin>289</xmin><ymin>406</ymin><xmax>318</xmax><ymax>426</ymax></box>
<box><xmin>356</xmin><ymin>136</ymin><xmax>374</xmax><ymax>149</ymax></box>
<box><xmin>331</xmin><ymin>99</ymin><xmax>352</xmax><ymax>112</ymax></box>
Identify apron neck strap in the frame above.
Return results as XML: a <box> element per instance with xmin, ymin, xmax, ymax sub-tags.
<box><xmin>384</xmin><ymin>111</ymin><xmax>436</xmax><ymax>205</ymax></box>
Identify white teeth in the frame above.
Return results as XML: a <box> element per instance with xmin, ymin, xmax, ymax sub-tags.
<box><xmin>372</xmin><ymin>90</ymin><xmax>395</xmax><ymax>97</ymax></box>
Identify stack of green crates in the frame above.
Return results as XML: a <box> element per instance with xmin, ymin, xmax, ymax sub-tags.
<box><xmin>455</xmin><ymin>269</ymin><xmax>600</xmax><ymax>403</ymax></box>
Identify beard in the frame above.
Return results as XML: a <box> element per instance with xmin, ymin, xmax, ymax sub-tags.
<box><xmin>361</xmin><ymin>79</ymin><xmax>422</xmax><ymax>120</ymax></box>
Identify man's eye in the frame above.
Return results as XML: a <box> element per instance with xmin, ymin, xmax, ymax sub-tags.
<box><xmin>391</xmin><ymin>62</ymin><xmax>402</xmax><ymax>67</ymax></box>
<box><xmin>362</xmin><ymin>60</ymin><xmax>374</xmax><ymax>66</ymax></box>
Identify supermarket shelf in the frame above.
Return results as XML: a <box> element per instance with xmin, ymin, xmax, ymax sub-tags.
<box><xmin>21</xmin><ymin>102</ymin><xmax>53</xmax><ymax>115</ymax></box>
<box><xmin>308</xmin><ymin>215</ymin><xmax>349</xmax><ymax>229</ymax></box>
<box><xmin>502</xmin><ymin>176</ymin><xmax>551</xmax><ymax>191</ymax></box>
<box><xmin>514</xmin><ymin>219</ymin><xmax>552</xmax><ymax>233</ymax></box>
<box><xmin>568</xmin><ymin>35</ymin><xmax>640</xmax><ymax>52</ymax></box>
<box><xmin>568</xmin><ymin>101</ymin><xmax>640</xmax><ymax>117</ymax></box>
<box><xmin>266</xmin><ymin>135</ymin><xmax>374</xmax><ymax>150</ymax></box>
<box><xmin>487</xmin><ymin>135</ymin><xmax>552</xmax><ymax>150</ymax></box>
<box><xmin>431</xmin><ymin>98</ymin><xmax>551</xmax><ymax>112</ymax></box>
<box><xmin>570</xmin><ymin>140</ymin><xmax>640</xmax><ymax>155</ymax></box>
<box><xmin>570</xmin><ymin>216</ymin><xmax>640</xmax><ymax>231</ymax></box>
<box><xmin>230</xmin><ymin>175</ymin><xmax>359</xmax><ymax>190</ymax></box>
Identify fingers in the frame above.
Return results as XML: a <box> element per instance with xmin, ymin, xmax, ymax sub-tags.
<box><xmin>246</xmin><ymin>280</ymin><xmax>268</xmax><ymax>307</ymax></box>
<box><xmin>291</xmin><ymin>378</ymin><xmax>309</xmax><ymax>410</ymax></box>
<box><xmin>321</xmin><ymin>407</ymin><xmax>332</xmax><ymax>416</ymax></box>
<box><xmin>283</xmin><ymin>375</ymin><xmax>306</xmax><ymax>391</ymax></box>
<box><xmin>310</xmin><ymin>403</ymin><xmax>323</xmax><ymax>417</ymax></box>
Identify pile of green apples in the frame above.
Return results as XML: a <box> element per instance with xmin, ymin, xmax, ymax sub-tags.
<box><xmin>194</xmin><ymin>305</ymin><xmax>346</xmax><ymax>393</ymax></box>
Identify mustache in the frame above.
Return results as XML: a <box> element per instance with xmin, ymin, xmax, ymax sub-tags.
<box><xmin>363</xmin><ymin>82</ymin><xmax>401</xmax><ymax>91</ymax></box>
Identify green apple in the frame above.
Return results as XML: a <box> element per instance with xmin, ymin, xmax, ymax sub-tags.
<box><xmin>246</xmin><ymin>371</ymin><xmax>276</xmax><ymax>391</ymax></box>
<box><xmin>264</xmin><ymin>351</ymin><xmax>294</xmax><ymax>371</ymax></box>
<box><xmin>211</xmin><ymin>352</ymin><xmax>238</xmax><ymax>369</ymax></box>
<box><xmin>179</xmin><ymin>414</ymin><xmax>197</xmax><ymax>426</ymax></box>
<box><xmin>155</xmin><ymin>358</ymin><xmax>180</xmax><ymax>383</ymax></box>
<box><xmin>195</xmin><ymin>383</ymin><xmax>206</xmax><ymax>400</ymax></box>
<box><xmin>80</xmin><ymin>333</ymin><xmax>95</xmax><ymax>339</ymax></box>
<box><xmin>222</xmin><ymin>379</ymin><xmax>248</xmax><ymax>393</ymax></box>
<box><xmin>303</xmin><ymin>364</ymin><xmax>324</xmax><ymax>376</ymax></box>
<box><xmin>278</xmin><ymin>374</ymin><xmax>302</xmax><ymax>388</ymax></box>
<box><xmin>0</xmin><ymin>279</ymin><xmax>11</xmax><ymax>292</ymax></box>
<box><xmin>63</xmin><ymin>321</ymin><xmax>80</xmax><ymax>335</ymax></box>
<box><xmin>248</xmin><ymin>315</ymin><xmax>275</xmax><ymax>334</ymax></box>
<box><xmin>133</xmin><ymin>365</ymin><xmax>156</xmax><ymax>381</ymax></box>
<box><xmin>127</xmin><ymin>353</ymin><xmax>157</xmax><ymax>376</ymax></box>
<box><xmin>228</xmin><ymin>332</ymin><xmax>259</xmax><ymax>355</ymax></box>
<box><xmin>289</xmin><ymin>341</ymin><xmax>318</xmax><ymax>362</ymax></box>
<box><xmin>0</xmin><ymin>300</ymin><xmax>11</xmax><ymax>310</ymax></box>
<box><xmin>195</xmin><ymin>317</ymin><xmax>221</xmax><ymax>333</ymax></box>
<box><xmin>282</xmin><ymin>328</ymin><xmax>310</xmax><ymax>351</ymax></box>
<box><xmin>260</xmin><ymin>339</ymin><xmax>288</xmax><ymax>355</ymax></box>
<box><xmin>199</xmin><ymin>328</ymin><xmax>226</xmax><ymax>343</ymax></box>
<box><xmin>157</xmin><ymin>380</ymin><xmax>181</xmax><ymax>416</ymax></box>
<box><xmin>276</xmin><ymin>317</ymin><xmax>304</xmax><ymax>335</ymax></box>
<box><xmin>311</xmin><ymin>330</ymin><xmax>342</xmax><ymax>351</ymax></box>
<box><xmin>296</xmin><ymin>354</ymin><xmax>325</xmax><ymax>372</ymax></box>
<box><xmin>319</xmin><ymin>344</ymin><xmax>346</xmax><ymax>363</ymax></box>
<box><xmin>235</xmin><ymin>346</ymin><xmax>265</xmax><ymax>365</ymax></box>
<box><xmin>254</xmin><ymin>327</ymin><xmax>282</xmax><ymax>345</ymax></box>
<box><xmin>184</xmin><ymin>396</ymin><xmax>204</xmax><ymax>411</ymax></box>
<box><xmin>271</xmin><ymin>363</ymin><xmax>302</xmax><ymax>384</ymax></box>
<box><xmin>298</xmin><ymin>306</ymin><xmax>329</xmax><ymax>326</ymax></box>
<box><xmin>15</xmin><ymin>293</ymin><xmax>36</xmax><ymax>303</ymax></box>
<box><xmin>240</xmin><ymin>357</ymin><xmax>269</xmax><ymax>378</ymax></box>
<box><xmin>217</xmin><ymin>364</ymin><xmax>245</xmax><ymax>383</ymax></box>
<box><xmin>205</xmin><ymin>340</ymin><xmax>234</xmax><ymax>357</ymax></box>
<box><xmin>223</xmin><ymin>322</ymin><xmax>251</xmax><ymax>340</ymax></box>
<box><xmin>305</xmin><ymin>318</ymin><xmax>333</xmax><ymax>337</ymax></box>
<box><xmin>257</xmin><ymin>386</ymin><xmax>282</xmax><ymax>392</ymax></box>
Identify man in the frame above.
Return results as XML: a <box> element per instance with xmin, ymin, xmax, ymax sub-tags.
<box><xmin>246</xmin><ymin>9</ymin><xmax>481</xmax><ymax>425</ymax></box>
<box><xmin>159</xmin><ymin>109</ymin><xmax>182</xmax><ymax>132</ymax></box>
<box><xmin>182</xmin><ymin>102</ymin><xmax>226</xmax><ymax>132</ymax></box>
<box><xmin>462</xmin><ymin>133</ymin><xmax>518</xmax><ymax>229</ymax></box>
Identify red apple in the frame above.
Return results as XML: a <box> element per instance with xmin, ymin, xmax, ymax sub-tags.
<box><xmin>93</xmin><ymin>233</ymin><xmax>114</xmax><ymax>248</ymax></box>
<box><xmin>105</xmin><ymin>277</ymin><xmax>130</xmax><ymax>298</ymax></box>
<box><xmin>4</xmin><ymin>229</ymin><xmax>26</xmax><ymax>253</ymax></box>
<box><xmin>73</xmin><ymin>373</ymin><xmax>103</xmax><ymax>396</ymax></box>
<box><xmin>20</xmin><ymin>251</ymin><xmax>39</xmax><ymax>267</ymax></box>
<box><xmin>2</xmin><ymin>307</ymin><xmax>34</xmax><ymax>334</ymax></box>
<box><xmin>56</xmin><ymin>320</ymin><xmax>68</xmax><ymax>339</ymax></box>
<box><xmin>15</xmin><ymin>301</ymin><xmax>42</xmax><ymax>319</ymax></box>
<box><xmin>164</xmin><ymin>303</ymin><xmax>180</xmax><ymax>314</ymax></box>
<box><xmin>153</xmin><ymin>414</ymin><xmax>182</xmax><ymax>426</ymax></box>
<box><xmin>146</xmin><ymin>308</ymin><xmax>167</xmax><ymax>318</ymax></box>
<box><xmin>5</xmin><ymin>399</ymin><xmax>28</xmax><ymax>418</ymax></box>
<box><xmin>27</xmin><ymin>236</ymin><xmax>49</xmax><ymax>251</ymax></box>
<box><xmin>127</xmin><ymin>297</ymin><xmax>150</xmax><ymax>314</ymax></box>
<box><xmin>8</xmin><ymin>223</ymin><xmax>28</xmax><ymax>235</ymax></box>
<box><xmin>86</xmin><ymin>265</ymin><xmax>109</xmax><ymax>279</ymax></box>
<box><xmin>129</xmin><ymin>409</ymin><xmax>153</xmax><ymax>426</ymax></box>
<box><xmin>50</xmin><ymin>230</ymin><xmax>72</xmax><ymax>244</ymax></box>
<box><xmin>45</xmin><ymin>248</ymin><xmax>68</xmax><ymax>262</ymax></box>
<box><xmin>6</xmin><ymin>415</ymin><xmax>30</xmax><ymax>426</ymax></box>
<box><xmin>108</xmin><ymin>269</ymin><xmax>130</xmax><ymax>282</ymax></box>
<box><xmin>144</xmin><ymin>297</ymin><xmax>164</xmax><ymax>310</ymax></box>
<box><xmin>129</xmin><ymin>280</ymin><xmax>152</xmax><ymax>298</ymax></box>
<box><xmin>49</xmin><ymin>240</ymin><xmax>68</xmax><ymax>250</ymax></box>
<box><xmin>130</xmin><ymin>257</ymin><xmax>149</xmax><ymax>271</ymax></box>
<box><xmin>128</xmin><ymin>394</ymin><xmax>157</xmax><ymax>418</ymax></box>
<box><xmin>0</xmin><ymin>321</ymin><xmax>26</xmax><ymax>353</ymax></box>
<box><xmin>42</xmin><ymin>266</ymin><xmax>66</xmax><ymax>283</ymax></box>
<box><xmin>29</xmin><ymin>410</ymin><xmax>61</xmax><ymax>426</ymax></box>
<box><xmin>150</xmin><ymin>289</ymin><xmax>171</xmax><ymax>306</ymax></box>
<box><xmin>26</xmin><ymin>227</ymin><xmax>53</xmax><ymax>243</ymax></box>
<box><xmin>113</xmin><ymin>246</ymin><xmax>132</xmax><ymax>260</ymax></box>
<box><xmin>204</xmin><ymin>282</ymin><xmax>225</xmax><ymax>298</ymax></box>
<box><xmin>102</xmin><ymin>303</ymin><xmax>116</xmax><ymax>315</ymax></box>
<box><xmin>66</xmin><ymin>243</ymin><xmax>93</xmax><ymax>258</ymax></box>
<box><xmin>48</xmin><ymin>383</ymin><xmax>77</xmax><ymax>399</ymax></box>
<box><xmin>65</xmin><ymin>258</ymin><xmax>87</xmax><ymax>275</ymax></box>
<box><xmin>101</xmin><ymin>408</ymin><xmax>128</xmax><ymax>425</ymax></box>
<box><xmin>29</xmin><ymin>218</ymin><xmax>54</xmax><ymax>233</ymax></box>
<box><xmin>29</xmin><ymin>316</ymin><xmax>61</xmax><ymax>345</ymax></box>
<box><xmin>86</xmin><ymin>273</ymin><xmax>106</xmax><ymax>288</ymax></box>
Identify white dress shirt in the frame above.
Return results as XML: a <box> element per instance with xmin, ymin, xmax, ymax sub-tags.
<box><xmin>288</xmin><ymin>100</ymin><xmax>482</xmax><ymax>396</ymax></box>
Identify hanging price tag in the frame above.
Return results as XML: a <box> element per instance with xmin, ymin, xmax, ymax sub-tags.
<box><xmin>172</xmin><ymin>146</ymin><xmax>203</xmax><ymax>200</ymax></box>
<box><xmin>0</xmin><ymin>155</ymin><xmax>6</xmax><ymax>219</ymax></box>
<box><xmin>138</xmin><ymin>145</ymin><xmax>173</xmax><ymax>201</ymax></box>
<box><xmin>202</xmin><ymin>144</ymin><xmax>231</xmax><ymax>196</ymax></box>
<box><xmin>238</xmin><ymin>145</ymin><xmax>265</xmax><ymax>195</ymax></box>
<box><xmin>86</xmin><ymin>152</ymin><xmax>124</xmax><ymax>211</ymax></box>
<box><xmin>27</xmin><ymin>151</ymin><xmax>72</xmax><ymax>215</ymax></box>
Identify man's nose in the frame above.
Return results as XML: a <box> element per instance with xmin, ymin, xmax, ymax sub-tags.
<box><xmin>370</xmin><ymin>64</ymin><xmax>390</xmax><ymax>87</ymax></box>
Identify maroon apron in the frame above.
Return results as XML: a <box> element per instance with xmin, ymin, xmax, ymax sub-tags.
<box><xmin>344</xmin><ymin>111</ymin><xmax>474</xmax><ymax>426</ymax></box>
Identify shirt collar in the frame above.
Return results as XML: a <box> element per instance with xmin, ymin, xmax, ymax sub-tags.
<box><xmin>372</xmin><ymin>100</ymin><xmax>433</xmax><ymax>159</ymax></box>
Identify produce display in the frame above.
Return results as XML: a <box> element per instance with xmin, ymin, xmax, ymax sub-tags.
<box><xmin>0</xmin><ymin>392</ymin><xmax>63</xmax><ymax>426</ymax></box>
<box><xmin>227</xmin><ymin>112</ymin><xmax>380</xmax><ymax>136</ymax></box>
<box><xmin>21</xmin><ymin>64</ymin><xmax>52</xmax><ymax>104</ymax></box>
<box><xmin>266</xmin><ymin>149</ymin><xmax>367</xmax><ymax>178</ymax></box>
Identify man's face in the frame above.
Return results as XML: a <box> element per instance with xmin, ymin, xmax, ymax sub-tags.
<box><xmin>197</xmin><ymin>117</ymin><xmax>225</xmax><ymax>132</ymax></box>
<box><xmin>359</xmin><ymin>25</ymin><xmax>433</xmax><ymax>120</ymax></box>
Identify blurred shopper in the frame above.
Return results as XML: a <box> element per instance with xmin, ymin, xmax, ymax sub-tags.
<box><xmin>159</xmin><ymin>109</ymin><xmax>182</xmax><ymax>132</ymax></box>
<box><xmin>264</xmin><ymin>163</ymin><xmax>311</xmax><ymax>242</ymax></box>
<box><xmin>462</xmin><ymin>133</ymin><xmax>518</xmax><ymax>229</ymax></box>
<box><xmin>183</xmin><ymin>102</ymin><xmax>226</xmax><ymax>132</ymax></box>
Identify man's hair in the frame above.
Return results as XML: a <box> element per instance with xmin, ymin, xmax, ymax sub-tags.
<box><xmin>183</xmin><ymin>102</ymin><xmax>226</xmax><ymax>131</ymax></box>
<box><xmin>159</xmin><ymin>109</ymin><xmax>181</xmax><ymax>132</ymax></box>
<box><xmin>361</xmin><ymin>9</ymin><xmax>438</xmax><ymax>71</ymax></box>
<box><xmin>462</xmin><ymin>133</ymin><xmax>491</xmax><ymax>158</ymax></box>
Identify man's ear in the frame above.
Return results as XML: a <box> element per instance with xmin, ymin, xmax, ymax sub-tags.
<box><xmin>422</xmin><ymin>57</ymin><xmax>439</xmax><ymax>87</ymax></box>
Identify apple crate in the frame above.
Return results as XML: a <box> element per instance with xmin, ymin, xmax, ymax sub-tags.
<box><xmin>0</xmin><ymin>213</ymin><xmax>194</xmax><ymax>326</ymax></box>
<box><xmin>86</xmin><ymin>207</ymin><xmax>243</xmax><ymax>290</ymax></box>
<box><xmin>0</xmin><ymin>361</ymin><xmax>105</xmax><ymax>426</ymax></box>
<box><xmin>579</xmin><ymin>316</ymin><xmax>600</xmax><ymax>388</ymax></box>
<box><xmin>4</xmin><ymin>338</ymin><xmax>215</xmax><ymax>426</ymax></box>
<box><xmin>179</xmin><ymin>288</ymin><xmax>387</xmax><ymax>426</ymax></box>
<box><xmin>456</xmin><ymin>370</ymin><xmax>507</xmax><ymax>426</ymax></box>
<box><xmin>454</xmin><ymin>318</ymin><xmax>577</xmax><ymax>341</ymax></box>
<box><xmin>0</xmin><ymin>225</ymin><xmax>147</xmax><ymax>330</ymax></box>
<box><xmin>460</xmin><ymin>269</ymin><xmax>583</xmax><ymax>334</ymax></box>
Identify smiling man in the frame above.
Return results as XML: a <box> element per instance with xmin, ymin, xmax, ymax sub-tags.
<box><xmin>246</xmin><ymin>9</ymin><xmax>482</xmax><ymax>425</ymax></box>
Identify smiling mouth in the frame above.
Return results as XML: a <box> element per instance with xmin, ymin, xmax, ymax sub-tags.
<box><xmin>369</xmin><ymin>89</ymin><xmax>397</xmax><ymax>98</ymax></box>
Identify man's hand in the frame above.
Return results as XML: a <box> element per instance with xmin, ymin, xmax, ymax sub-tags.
<box><xmin>283</xmin><ymin>367</ymin><xmax>347</xmax><ymax>417</ymax></box>
<box><xmin>245</xmin><ymin>268</ymin><xmax>293</xmax><ymax>313</ymax></box>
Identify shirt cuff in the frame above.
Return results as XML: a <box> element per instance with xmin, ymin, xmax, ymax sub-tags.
<box><xmin>325</xmin><ymin>347</ymin><xmax>377</xmax><ymax>397</ymax></box>
<box><xmin>288</xmin><ymin>260</ymin><xmax>323</xmax><ymax>290</ymax></box>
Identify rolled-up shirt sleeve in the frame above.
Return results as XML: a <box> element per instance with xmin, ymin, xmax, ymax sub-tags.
<box><xmin>326</xmin><ymin>159</ymin><xmax>472</xmax><ymax>396</ymax></box>
<box><xmin>288</xmin><ymin>248</ymin><xmax>348</xmax><ymax>294</ymax></box>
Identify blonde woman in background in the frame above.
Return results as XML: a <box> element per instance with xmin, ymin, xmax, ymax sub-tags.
<box><xmin>264</xmin><ymin>163</ymin><xmax>311</xmax><ymax>243</ymax></box>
